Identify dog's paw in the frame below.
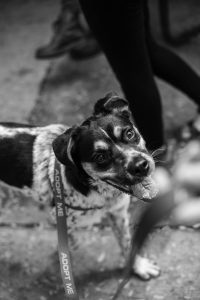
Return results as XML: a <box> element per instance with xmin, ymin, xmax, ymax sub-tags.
<box><xmin>133</xmin><ymin>255</ymin><xmax>160</xmax><ymax>280</ymax></box>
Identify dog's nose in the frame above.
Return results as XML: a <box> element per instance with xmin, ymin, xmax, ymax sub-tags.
<box><xmin>127</xmin><ymin>157</ymin><xmax>150</xmax><ymax>177</ymax></box>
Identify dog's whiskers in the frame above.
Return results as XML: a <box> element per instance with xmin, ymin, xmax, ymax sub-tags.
<box><xmin>151</xmin><ymin>147</ymin><xmax>166</xmax><ymax>159</ymax></box>
<box><xmin>153</xmin><ymin>159</ymin><xmax>167</xmax><ymax>164</ymax></box>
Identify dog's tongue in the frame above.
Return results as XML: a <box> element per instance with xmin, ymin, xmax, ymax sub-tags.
<box><xmin>132</xmin><ymin>176</ymin><xmax>158</xmax><ymax>200</ymax></box>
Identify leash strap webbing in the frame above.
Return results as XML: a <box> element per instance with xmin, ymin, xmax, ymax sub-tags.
<box><xmin>54</xmin><ymin>159</ymin><xmax>79</xmax><ymax>300</ymax></box>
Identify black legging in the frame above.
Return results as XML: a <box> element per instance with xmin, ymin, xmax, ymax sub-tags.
<box><xmin>79</xmin><ymin>0</ymin><xmax>200</xmax><ymax>150</ymax></box>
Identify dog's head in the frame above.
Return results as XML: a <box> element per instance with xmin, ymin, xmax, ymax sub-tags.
<box><xmin>53</xmin><ymin>93</ymin><xmax>157</xmax><ymax>200</ymax></box>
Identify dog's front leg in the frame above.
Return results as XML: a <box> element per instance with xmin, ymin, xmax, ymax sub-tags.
<box><xmin>107</xmin><ymin>198</ymin><xmax>160</xmax><ymax>280</ymax></box>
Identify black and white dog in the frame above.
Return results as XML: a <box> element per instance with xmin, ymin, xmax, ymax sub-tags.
<box><xmin>0</xmin><ymin>93</ymin><xmax>159</xmax><ymax>279</ymax></box>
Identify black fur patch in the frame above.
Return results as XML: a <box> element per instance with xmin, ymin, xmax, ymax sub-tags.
<box><xmin>64</xmin><ymin>167</ymin><xmax>92</xmax><ymax>196</ymax></box>
<box><xmin>0</xmin><ymin>133</ymin><xmax>35</xmax><ymax>187</ymax></box>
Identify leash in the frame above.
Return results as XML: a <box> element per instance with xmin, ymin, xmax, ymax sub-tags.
<box><xmin>53</xmin><ymin>159</ymin><xmax>79</xmax><ymax>299</ymax></box>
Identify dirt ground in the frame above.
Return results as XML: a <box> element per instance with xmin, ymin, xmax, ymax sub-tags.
<box><xmin>1</xmin><ymin>0</ymin><xmax>200</xmax><ymax>299</ymax></box>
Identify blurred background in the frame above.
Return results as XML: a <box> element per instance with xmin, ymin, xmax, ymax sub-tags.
<box><xmin>1</xmin><ymin>0</ymin><xmax>200</xmax><ymax>299</ymax></box>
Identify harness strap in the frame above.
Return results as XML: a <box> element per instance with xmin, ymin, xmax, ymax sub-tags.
<box><xmin>53</xmin><ymin>159</ymin><xmax>79</xmax><ymax>299</ymax></box>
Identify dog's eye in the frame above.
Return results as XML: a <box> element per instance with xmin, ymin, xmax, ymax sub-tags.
<box><xmin>93</xmin><ymin>152</ymin><xmax>110</xmax><ymax>164</ymax></box>
<box><xmin>124</xmin><ymin>128</ymin><xmax>135</xmax><ymax>141</ymax></box>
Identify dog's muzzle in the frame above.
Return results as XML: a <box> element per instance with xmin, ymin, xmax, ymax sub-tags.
<box><xmin>127</xmin><ymin>157</ymin><xmax>150</xmax><ymax>178</ymax></box>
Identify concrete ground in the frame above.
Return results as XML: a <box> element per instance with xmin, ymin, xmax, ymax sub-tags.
<box><xmin>1</xmin><ymin>0</ymin><xmax>200</xmax><ymax>299</ymax></box>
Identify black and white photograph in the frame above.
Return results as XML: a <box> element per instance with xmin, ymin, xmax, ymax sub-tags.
<box><xmin>1</xmin><ymin>0</ymin><xmax>200</xmax><ymax>299</ymax></box>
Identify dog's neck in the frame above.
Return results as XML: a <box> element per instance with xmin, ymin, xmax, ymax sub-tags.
<box><xmin>58</xmin><ymin>162</ymin><xmax>124</xmax><ymax>210</ymax></box>
<box><xmin>91</xmin><ymin>178</ymin><xmax>124</xmax><ymax>200</ymax></box>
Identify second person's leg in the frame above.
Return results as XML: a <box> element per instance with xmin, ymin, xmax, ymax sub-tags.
<box><xmin>79</xmin><ymin>0</ymin><xmax>164</xmax><ymax>150</ymax></box>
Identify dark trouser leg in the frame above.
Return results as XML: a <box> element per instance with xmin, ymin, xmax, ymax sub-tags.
<box><xmin>79</xmin><ymin>0</ymin><xmax>164</xmax><ymax>150</ymax></box>
<box><xmin>143</xmin><ymin>0</ymin><xmax>200</xmax><ymax>110</ymax></box>
<box><xmin>147</xmin><ymin>35</ymin><xmax>200</xmax><ymax>109</ymax></box>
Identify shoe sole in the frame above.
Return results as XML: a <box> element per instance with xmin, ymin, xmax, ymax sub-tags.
<box><xmin>35</xmin><ymin>39</ymin><xmax>86</xmax><ymax>60</ymax></box>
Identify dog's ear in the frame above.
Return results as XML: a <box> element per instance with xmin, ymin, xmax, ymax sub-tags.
<box><xmin>52</xmin><ymin>127</ymin><xmax>78</xmax><ymax>166</ymax></box>
<box><xmin>93</xmin><ymin>92</ymin><xmax>131</xmax><ymax>118</ymax></box>
<box><xmin>52</xmin><ymin>127</ymin><xmax>91</xmax><ymax>196</ymax></box>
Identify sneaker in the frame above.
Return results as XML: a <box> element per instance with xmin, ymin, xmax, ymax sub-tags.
<box><xmin>35</xmin><ymin>23</ymin><xmax>85</xmax><ymax>59</ymax></box>
<box><xmin>35</xmin><ymin>6</ymin><xmax>85</xmax><ymax>60</ymax></box>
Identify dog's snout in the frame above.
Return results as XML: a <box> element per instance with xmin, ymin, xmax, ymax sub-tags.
<box><xmin>127</xmin><ymin>157</ymin><xmax>150</xmax><ymax>177</ymax></box>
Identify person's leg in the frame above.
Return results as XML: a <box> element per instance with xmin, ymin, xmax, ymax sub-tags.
<box><xmin>79</xmin><ymin>0</ymin><xmax>164</xmax><ymax>150</ymax></box>
<box><xmin>147</xmin><ymin>36</ymin><xmax>200</xmax><ymax>108</ymax></box>
<box><xmin>144</xmin><ymin>2</ymin><xmax>200</xmax><ymax>109</ymax></box>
